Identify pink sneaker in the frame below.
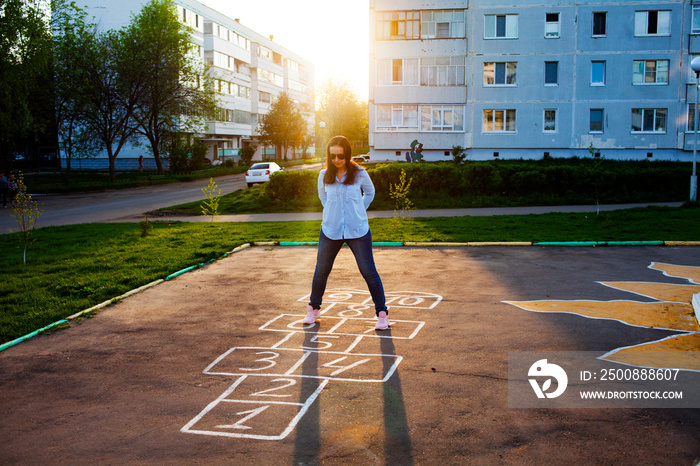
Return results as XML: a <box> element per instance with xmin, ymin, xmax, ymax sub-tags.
<box><xmin>375</xmin><ymin>311</ymin><xmax>389</xmax><ymax>330</ymax></box>
<box><xmin>302</xmin><ymin>305</ymin><xmax>320</xmax><ymax>324</ymax></box>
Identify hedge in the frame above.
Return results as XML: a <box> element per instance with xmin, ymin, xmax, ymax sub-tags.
<box><xmin>263</xmin><ymin>160</ymin><xmax>691</xmax><ymax>210</ymax></box>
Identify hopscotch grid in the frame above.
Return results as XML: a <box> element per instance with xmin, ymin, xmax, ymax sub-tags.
<box><xmin>182</xmin><ymin>379</ymin><xmax>329</xmax><ymax>441</ymax></box>
<box><xmin>296</xmin><ymin>289</ymin><xmax>442</xmax><ymax>310</ymax></box>
<box><xmin>184</xmin><ymin>289</ymin><xmax>443</xmax><ymax>441</ymax></box>
<box><xmin>283</xmin><ymin>351</ymin><xmax>311</xmax><ymax>376</ymax></box>
<box><xmin>259</xmin><ymin>314</ymin><xmax>426</xmax><ymax>340</ymax></box>
<box><xmin>219</xmin><ymin>399</ymin><xmax>305</xmax><ymax>407</ymax></box>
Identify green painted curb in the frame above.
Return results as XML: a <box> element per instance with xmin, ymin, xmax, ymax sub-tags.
<box><xmin>372</xmin><ymin>242</ymin><xmax>404</xmax><ymax>246</ymax></box>
<box><xmin>165</xmin><ymin>264</ymin><xmax>199</xmax><ymax>280</ymax></box>
<box><xmin>280</xmin><ymin>241</ymin><xmax>319</xmax><ymax>246</ymax></box>
<box><xmin>0</xmin><ymin>320</ymin><xmax>69</xmax><ymax>353</ymax></box>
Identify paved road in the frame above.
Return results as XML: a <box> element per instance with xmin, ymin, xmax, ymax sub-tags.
<box><xmin>1</xmin><ymin>245</ymin><xmax>698</xmax><ymax>464</ymax></box>
<box><xmin>0</xmin><ymin>164</ymin><xmax>321</xmax><ymax>231</ymax></box>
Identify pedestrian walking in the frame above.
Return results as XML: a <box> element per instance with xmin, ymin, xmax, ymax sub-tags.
<box><xmin>303</xmin><ymin>135</ymin><xmax>389</xmax><ymax>330</ymax></box>
<box><xmin>0</xmin><ymin>171</ymin><xmax>7</xmax><ymax>208</ymax></box>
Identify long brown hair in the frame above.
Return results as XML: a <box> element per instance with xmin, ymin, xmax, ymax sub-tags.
<box><xmin>323</xmin><ymin>135</ymin><xmax>360</xmax><ymax>185</ymax></box>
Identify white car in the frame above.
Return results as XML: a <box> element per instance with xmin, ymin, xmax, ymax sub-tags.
<box><xmin>245</xmin><ymin>162</ymin><xmax>282</xmax><ymax>187</ymax></box>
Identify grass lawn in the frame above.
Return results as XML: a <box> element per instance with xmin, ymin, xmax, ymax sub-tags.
<box><xmin>1</xmin><ymin>204</ymin><xmax>699</xmax><ymax>345</ymax></box>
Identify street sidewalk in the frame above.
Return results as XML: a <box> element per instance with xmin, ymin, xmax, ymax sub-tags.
<box><xmin>140</xmin><ymin>202</ymin><xmax>683</xmax><ymax>224</ymax></box>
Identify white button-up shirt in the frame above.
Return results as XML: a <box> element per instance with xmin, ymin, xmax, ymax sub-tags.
<box><xmin>318</xmin><ymin>168</ymin><xmax>375</xmax><ymax>240</ymax></box>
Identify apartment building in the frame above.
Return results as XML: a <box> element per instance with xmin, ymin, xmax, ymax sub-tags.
<box><xmin>369</xmin><ymin>0</ymin><xmax>696</xmax><ymax>161</ymax></box>
<box><xmin>73</xmin><ymin>0</ymin><xmax>314</xmax><ymax>168</ymax></box>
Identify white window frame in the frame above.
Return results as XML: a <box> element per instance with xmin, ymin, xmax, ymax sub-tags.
<box><xmin>589</xmin><ymin>108</ymin><xmax>604</xmax><ymax>133</ymax></box>
<box><xmin>421</xmin><ymin>10</ymin><xmax>465</xmax><ymax>39</ymax></box>
<box><xmin>633</xmin><ymin>60</ymin><xmax>669</xmax><ymax>85</ymax></box>
<box><xmin>631</xmin><ymin>108</ymin><xmax>667</xmax><ymax>133</ymax></box>
<box><xmin>484</xmin><ymin>62</ymin><xmax>517</xmax><ymax>86</ymax></box>
<box><xmin>376</xmin><ymin>11</ymin><xmax>420</xmax><ymax>40</ymax></box>
<box><xmin>591</xmin><ymin>61</ymin><xmax>606</xmax><ymax>86</ymax></box>
<box><xmin>484</xmin><ymin>14</ymin><xmax>518</xmax><ymax>39</ymax></box>
<box><xmin>693</xmin><ymin>6</ymin><xmax>700</xmax><ymax>35</ymax></box>
<box><xmin>420</xmin><ymin>56</ymin><xmax>466</xmax><ymax>86</ymax></box>
<box><xmin>482</xmin><ymin>109</ymin><xmax>516</xmax><ymax>133</ymax></box>
<box><xmin>690</xmin><ymin>56</ymin><xmax>700</xmax><ymax>84</ymax></box>
<box><xmin>634</xmin><ymin>10</ymin><xmax>671</xmax><ymax>37</ymax></box>
<box><xmin>543</xmin><ymin>109</ymin><xmax>557</xmax><ymax>133</ymax></box>
<box><xmin>545</xmin><ymin>12</ymin><xmax>560</xmax><ymax>38</ymax></box>
<box><xmin>422</xmin><ymin>105</ymin><xmax>464</xmax><ymax>131</ymax></box>
<box><xmin>376</xmin><ymin>58</ymin><xmax>419</xmax><ymax>86</ymax></box>
<box><xmin>376</xmin><ymin>104</ymin><xmax>464</xmax><ymax>132</ymax></box>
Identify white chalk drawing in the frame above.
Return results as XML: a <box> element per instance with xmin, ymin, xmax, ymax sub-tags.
<box><xmin>182</xmin><ymin>289</ymin><xmax>443</xmax><ymax>440</ymax></box>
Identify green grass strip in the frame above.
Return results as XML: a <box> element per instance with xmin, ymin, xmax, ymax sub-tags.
<box><xmin>0</xmin><ymin>320</ymin><xmax>69</xmax><ymax>353</ymax></box>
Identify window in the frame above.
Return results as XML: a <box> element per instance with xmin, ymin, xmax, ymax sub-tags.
<box><xmin>423</xmin><ymin>105</ymin><xmax>464</xmax><ymax>131</ymax></box>
<box><xmin>421</xmin><ymin>10</ymin><xmax>465</xmax><ymax>39</ymax></box>
<box><xmin>687</xmin><ymin>104</ymin><xmax>697</xmax><ymax>132</ymax></box>
<box><xmin>545</xmin><ymin>62</ymin><xmax>558</xmax><ymax>85</ymax></box>
<box><xmin>593</xmin><ymin>12</ymin><xmax>606</xmax><ymax>36</ymax></box>
<box><xmin>288</xmin><ymin>80</ymin><xmax>306</xmax><ymax>93</ymax></box>
<box><xmin>483</xmin><ymin>109</ymin><xmax>516</xmax><ymax>132</ymax></box>
<box><xmin>377</xmin><ymin>105</ymin><xmax>419</xmax><ymax>130</ymax></box>
<box><xmin>257</xmin><ymin>69</ymin><xmax>284</xmax><ymax>87</ymax></box>
<box><xmin>420</xmin><ymin>56</ymin><xmax>466</xmax><ymax>86</ymax></box>
<box><xmin>591</xmin><ymin>61</ymin><xmax>606</xmax><ymax>85</ymax></box>
<box><xmin>376</xmin><ymin>11</ymin><xmax>420</xmax><ymax>40</ymax></box>
<box><xmin>690</xmin><ymin>56</ymin><xmax>700</xmax><ymax>83</ymax></box>
<box><xmin>693</xmin><ymin>6</ymin><xmax>700</xmax><ymax>34</ymax></box>
<box><xmin>484</xmin><ymin>62</ymin><xmax>517</xmax><ymax>85</ymax></box>
<box><xmin>590</xmin><ymin>109</ymin><xmax>604</xmax><ymax>132</ymax></box>
<box><xmin>544</xmin><ymin>109</ymin><xmax>557</xmax><ymax>132</ymax></box>
<box><xmin>633</xmin><ymin>60</ymin><xmax>669</xmax><ymax>84</ymax></box>
<box><xmin>377</xmin><ymin>59</ymin><xmax>419</xmax><ymax>85</ymax></box>
<box><xmin>634</xmin><ymin>11</ymin><xmax>671</xmax><ymax>36</ymax></box>
<box><xmin>631</xmin><ymin>108</ymin><xmax>667</xmax><ymax>132</ymax></box>
<box><xmin>484</xmin><ymin>14</ymin><xmax>518</xmax><ymax>39</ymax></box>
<box><xmin>377</xmin><ymin>104</ymin><xmax>464</xmax><ymax>131</ymax></box>
<box><xmin>259</xmin><ymin>91</ymin><xmax>272</xmax><ymax>103</ymax></box>
<box><xmin>545</xmin><ymin>13</ymin><xmax>560</xmax><ymax>38</ymax></box>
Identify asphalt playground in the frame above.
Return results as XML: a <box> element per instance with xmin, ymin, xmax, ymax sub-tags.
<box><xmin>1</xmin><ymin>244</ymin><xmax>699</xmax><ymax>464</ymax></box>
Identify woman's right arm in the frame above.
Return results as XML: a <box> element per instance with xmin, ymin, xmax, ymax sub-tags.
<box><xmin>318</xmin><ymin>170</ymin><xmax>327</xmax><ymax>207</ymax></box>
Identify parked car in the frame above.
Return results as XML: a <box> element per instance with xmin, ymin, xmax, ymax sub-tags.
<box><xmin>352</xmin><ymin>155</ymin><xmax>370</xmax><ymax>164</ymax></box>
<box><xmin>245</xmin><ymin>162</ymin><xmax>282</xmax><ymax>187</ymax></box>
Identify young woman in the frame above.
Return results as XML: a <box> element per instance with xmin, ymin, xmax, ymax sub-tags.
<box><xmin>303</xmin><ymin>135</ymin><xmax>389</xmax><ymax>330</ymax></box>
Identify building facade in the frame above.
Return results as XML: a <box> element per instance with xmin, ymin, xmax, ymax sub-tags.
<box><xmin>369</xmin><ymin>0</ymin><xmax>698</xmax><ymax>161</ymax></box>
<box><xmin>71</xmin><ymin>0</ymin><xmax>314</xmax><ymax>169</ymax></box>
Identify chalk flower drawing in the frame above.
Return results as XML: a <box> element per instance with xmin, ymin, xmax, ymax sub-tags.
<box><xmin>505</xmin><ymin>263</ymin><xmax>700</xmax><ymax>372</ymax></box>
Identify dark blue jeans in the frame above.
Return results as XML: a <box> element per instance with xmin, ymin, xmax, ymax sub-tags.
<box><xmin>309</xmin><ymin>229</ymin><xmax>387</xmax><ymax>316</ymax></box>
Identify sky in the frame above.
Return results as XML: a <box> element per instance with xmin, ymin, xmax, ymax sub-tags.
<box><xmin>203</xmin><ymin>0</ymin><xmax>370</xmax><ymax>101</ymax></box>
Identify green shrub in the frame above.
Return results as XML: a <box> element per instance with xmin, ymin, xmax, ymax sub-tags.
<box><xmin>256</xmin><ymin>159</ymin><xmax>691</xmax><ymax>210</ymax></box>
<box><xmin>264</xmin><ymin>170</ymin><xmax>318</xmax><ymax>207</ymax></box>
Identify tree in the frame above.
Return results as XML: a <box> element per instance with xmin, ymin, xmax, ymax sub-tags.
<box><xmin>125</xmin><ymin>0</ymin><xmax>219</xmax><ymax>174</ymax></box>
<box><xmin>9</xmin><ymin>172</ymin><xmax>42</xmax><ymax>264</ymax></box>
<box><xmin>0</xmin><ymin>0</ymin><xmax>53</xmax><ymax>170</ymax></box>
<box><xmin>77</xmin><ymin>28</ymin><xmax>141</xmax><ymax>182</ymax></box>
<box><xmin>316</xmin><ymin>80</ymin><xmax>367</xmax><ymax>145</ymax></box>
<box><xmin>258</xmin><ymin>92</ymin><xmax>306</xmax><ymax>161</ymax></box>
<box><xmin>51</xmin><ymin>0</ymin><xmax>98</xmax><ymax>183</ymax></box>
